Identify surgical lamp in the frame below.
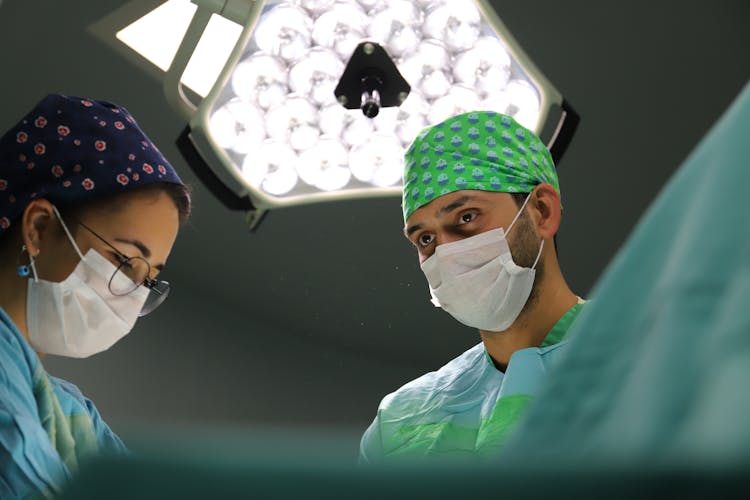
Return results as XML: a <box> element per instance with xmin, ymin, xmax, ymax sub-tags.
<box><xmin>166</xmin><ymin>0</ymin><xmax>579</xmax><ymax>228</ymax></box>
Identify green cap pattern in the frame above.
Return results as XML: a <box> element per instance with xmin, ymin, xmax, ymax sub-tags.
<box><xmin>402</xmin><ymin>111</ymin><xmax>560</xmax><ymax>222</ymax></box>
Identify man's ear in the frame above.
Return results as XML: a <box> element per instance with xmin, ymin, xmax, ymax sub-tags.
<box><xmin>531</xmin><ymin>183</ymin><xmax>561</xmax><ymax>241</ymax></box>
<box><xmin>20</xmin><ymin>199</ymin><xmax>57</xmax><ymax>256</ymax></box>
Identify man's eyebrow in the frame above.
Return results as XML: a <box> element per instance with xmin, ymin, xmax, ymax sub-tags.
<box><xmin>405</xmin><ymin>195</ymin><xmax>479</xmax><ymax>237</ymax></box>
<box><xmin>405</xmin><ymin>224</ymin><xmax>422</xmax><ymax>237</ymax></box>
<box><xmin>438</xmin><ymin>195</ymin><xmax>475</xmax><ymax>215</ymax></box>
<box><xmin>114</xmin><ymin>238</ymin><xmax>165</xmax><ymax>271</ymax></box>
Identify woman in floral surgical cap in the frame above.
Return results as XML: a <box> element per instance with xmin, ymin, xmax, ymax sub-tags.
<box><xmin>0</xmin><ymin>94</ymin><xmax>191</xmax><ymax>498</ymax></box>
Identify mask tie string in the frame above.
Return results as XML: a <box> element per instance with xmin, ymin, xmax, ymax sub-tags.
<box><xmin>51</xmin><ymin>205</ymin><xmax>85</xmax><ymax>261</ymax></box>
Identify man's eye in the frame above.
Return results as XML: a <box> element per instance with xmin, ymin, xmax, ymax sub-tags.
<box><xmin>418</xmin><ymin>233</ymin><xmax>435</xmax><ymax>247</ymax></box>
<box><xmin>459</xmin><ymin>212</ymin><xmax>477</xmax><ymax>224</ymax></box>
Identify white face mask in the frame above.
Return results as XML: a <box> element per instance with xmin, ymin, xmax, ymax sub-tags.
<box><xmin>26</xmin><ymin>207</ymin><xmax>148</xmax><ymax>358</ymax></box>
<box><xmin>420</xmin><ymin>194</ymin><xmax>544</xmax><ymax>332</ymax></box>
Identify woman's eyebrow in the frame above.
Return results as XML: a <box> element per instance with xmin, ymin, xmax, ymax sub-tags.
<box><xmin>114</xmin><ymin>237</ymin><xmax>151</xmax><ymax>258</ymax></box>
<box><xmin>114</xmin><ymin>238</ymin><xmax>166</xmax><ymax>271</ymax></box>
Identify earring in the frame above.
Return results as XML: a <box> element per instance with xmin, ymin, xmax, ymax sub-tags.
<box><xmin>18</xmin><ymin>245</ymin><xmax>38</xmax><ymax>280</ymax></box>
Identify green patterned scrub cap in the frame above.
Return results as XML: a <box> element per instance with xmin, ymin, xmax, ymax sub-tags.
<box><xmin>402</xmin><ymin>111</ymin><xmax>560</xmax><ymax>222</ymax></box>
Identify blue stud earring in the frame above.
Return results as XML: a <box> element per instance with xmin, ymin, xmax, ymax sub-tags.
<box><xmin>18</xmin><ymin>245</ymin><xmax>35</xmax><ymax>278</ymax></box>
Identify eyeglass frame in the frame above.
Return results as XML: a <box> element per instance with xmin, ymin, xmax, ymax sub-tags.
<box><xmin>74</xmin><ymin>220</ymin><xmax>171</xmax><ymax>316</ymax></box>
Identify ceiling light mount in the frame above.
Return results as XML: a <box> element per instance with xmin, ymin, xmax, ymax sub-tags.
<box><xmin>334</xmin><ymin>41</ymin><xmax>410</xmax><ymax>119</ymax></box>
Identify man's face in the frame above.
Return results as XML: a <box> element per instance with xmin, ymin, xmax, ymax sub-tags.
<box><xmin>403</xmin><ymin>189</ymin><xmax>541</xmax><ymax>266</ymax></box>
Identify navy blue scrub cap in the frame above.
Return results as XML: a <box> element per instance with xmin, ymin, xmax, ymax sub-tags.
<box><xmin>0</xmin><ymin>94</ymin><xmax>183</xmax><ymax>234</ymax></box>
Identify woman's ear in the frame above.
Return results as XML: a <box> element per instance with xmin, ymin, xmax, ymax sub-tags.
<box><xmin>20</xmin><ymin>199</ymin><xmax>57</xmax><ymax>256</ymax></box>
<box><xmin>531</xmin><ymin>183</ymin><xmax>561</xmax><ymax>241</ymax></box>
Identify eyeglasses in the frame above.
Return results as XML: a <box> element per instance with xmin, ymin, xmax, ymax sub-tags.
<box><xmin>77</xmin><ymin>221</ymin><xmax>170</xmax><ymax>316</ymax></box>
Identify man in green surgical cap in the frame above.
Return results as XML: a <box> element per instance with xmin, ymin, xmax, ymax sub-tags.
<box><xmin>360</xmin><ymin>111</ymin><xmax>585</xmax><ymax>462</ymax></box>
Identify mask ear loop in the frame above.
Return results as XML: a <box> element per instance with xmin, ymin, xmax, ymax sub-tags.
<box><xmin>505</xmin><ymin>192</ymin><xmax>545</xmax><ymax>271</ymax></box>
<box><xmin>531</xmin><ymin>239</ymin><xmax>545</xmax><ymax>270</ymax></box>
<box><xmin>505</xmin><ymin>192</ymin><xmax>533</xmax><ymax>237</ymax></box>
<box><xmin>51</xmin><ymin>205</ymin><xmax>85</xmax><ymax>261</ymax></box>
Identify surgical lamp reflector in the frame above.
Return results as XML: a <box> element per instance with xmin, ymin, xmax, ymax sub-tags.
<box><xmin>169</xmin><ymin>0</ymin><xmax>579</xmax><ymax>227</ymax></box>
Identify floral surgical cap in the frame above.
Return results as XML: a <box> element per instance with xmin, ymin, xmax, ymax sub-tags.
<box><xmin>0</xmin><ymin>94</ymin><xmax>183</xmax><ymax>233</ymax></box>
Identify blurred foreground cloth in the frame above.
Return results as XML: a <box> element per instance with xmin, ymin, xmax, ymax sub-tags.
<box><xmin>502</xmin><ymin>80</ymin><xmax>750</xmax><ymax>466</ymax></box>
<box><xmin>57</xmin><ymin>81</ymin><xmax>750</xmax><ymax>499</ymax></box>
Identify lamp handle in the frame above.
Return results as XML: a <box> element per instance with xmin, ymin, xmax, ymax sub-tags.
<box><xmin>546</xmin><ymin>99</ymin><xmax>580</xmax><ymax>165</ymax></box>
<box><xmin>163</xmin><ymin>5</ymin><xmax>213</xmax><ymax>121</ymax></box>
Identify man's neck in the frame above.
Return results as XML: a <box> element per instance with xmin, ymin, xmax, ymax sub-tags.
<box><xmin>479</xmin><ymin>272</ymin><xmax>577</xmax><ymax>372</ymax></box>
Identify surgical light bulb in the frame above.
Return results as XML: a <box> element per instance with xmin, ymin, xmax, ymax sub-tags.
<box><xmin>505</xmin><ymin>79</ymin><xmax>540</xmax><ymax>130</ymax></box>
<box><xmin>399</xmin><ymin>40</ymin><xmax>451</xmax><ymax>99</ymax></box>
<box><xmin>242</xmin><ymin>140</ymin><xmax>297</xmax><ymax>190</ymax></box>
<box><xmin>374</xmin><ymin>90</ymin><xmax>428</xmax><ymax>145</ymax></box>
<box><xmin>312</xmin><ymin>3</ymin><xmax>368</xmax><ymax>60</ymax></box>
<box><xmin>231</xmin><ymin>54</ymin><xmax>288</xmax><ymax>110</ymax></box>
<box><xmin>289</xmin><ymin>48</ymin><xmax>344</xmax><ymax>105</ymax></box>
<box><xmin>453</xmin><ymin>36</ymin><xmax>511</xmax><ymax>96</ymax></box>
<box><xmin>252</xmin><ymin>140</ymin><xmax>299</xmax><ymax>195</ymax></box>
<box><xmin>428</xmin><ymin>85</ymin><xmax>481</xmax><ymax>125</ymax></box>
<box><xmin>266</xmin><ymin>95</ymin><xmax>320</xmax><ymax>151</ymax></box>
<box><xmin>357</xmin><ymin>0</ymin><xmax>385</xmax><ymax>12</ymax></box>
<box><xmin>482</xmin><ymin>91</ymin><xmax>511</xmax><ymax>116</ymax></box>
<box><xmin>297</xmin><ymin>137</ymin><xmax>351</xmax><ymax>191</ymax></box>
<box><xmin>293</xmin><ymin>0</ymin><xmax>336</xmax><ymax>15</ymax></box>
<box><xmin>368</xmin><ymin>1</ymin><xmax>422</xmax><ymax>57</ymax></box>
<box><xmin>253</xmin><ymin>5</ymin><xmax>312</xmax><ymax>62</ymax></box>
<box><xmin>423</xmin><ymin>1</ymin><xmax>480</xmax><ymax>52</ymax></box>
<box><xmin>318</xmin><ymin>102</ymin><xmax>346</xmax><ymax>139</ymax></box>
<box><xmin>208</xmin><ymin>98</ymin><xmax>265</xmax><ymax>154</ymax></box>
<box><xmin>350</xmin><ymin>134</ymin><xmax>403</xmax><ymax>187</ymax></box>
<box><xmin>318</xmin><ymin>103</ymin><xmax>374</xmax><ymax>147</ymax></box>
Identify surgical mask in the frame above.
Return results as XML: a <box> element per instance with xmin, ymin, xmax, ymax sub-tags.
<box><xmin>420</xmin><ymin>194</ymin><xmax>543</xmax><ymax>332</ymax></box>
<box><xmin>26</xmin><ymin>207</ymin><xmax>148</xmax><ymax>358</ymax></box>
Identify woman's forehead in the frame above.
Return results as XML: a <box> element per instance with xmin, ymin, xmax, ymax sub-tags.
<box><xmin>83</xmin><ymin>192</ymin><xmax>179</xmax><ymax>254</ymax></box>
